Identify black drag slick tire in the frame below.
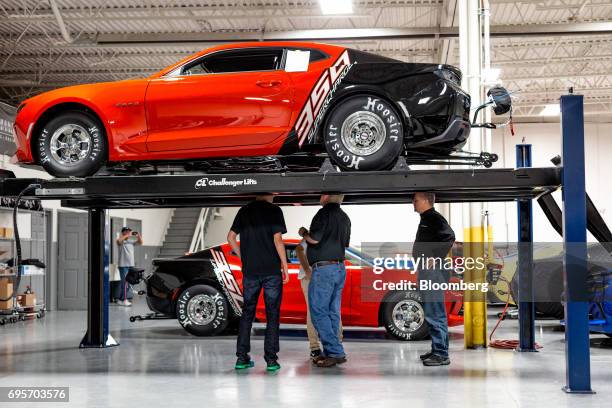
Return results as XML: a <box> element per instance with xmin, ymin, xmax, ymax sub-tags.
<box><xmin>176</xmin><ymin>284</ymin><xmax>229</xmax><ymax>336</ymax></box>
<box><xmin>382</xmin><ymin>291</ymin><xmax>429</xmax><ymax>341</ymax></box>
<box><xmin>324</xmin><ymin>95</ymin><xmax>404</xmax><ymax>171</ymax></box>
<box><xmin>36</xmin><ymin>111</ymin><xmax>107</xmax><ymax>177</ymax></box>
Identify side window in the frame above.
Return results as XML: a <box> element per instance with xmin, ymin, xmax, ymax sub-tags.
<box><xmin>183</xmin><ymin>49</ymin><xmax>283</xmax><ymax>75</ymax></box>
<box><xmin>286</xmin><ymin>246</ymin><xmax>300</xmax><ymax>264</ymax></box>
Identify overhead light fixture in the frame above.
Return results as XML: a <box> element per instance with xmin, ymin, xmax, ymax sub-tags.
<box><xmin>319</xmin><ymin>0</ymin><xmax>353</xmax><ymax>15</ymax></box>
<box><xmin>540</xmin><ymin>104</ymin><xmax>560</xmax><ymax>116</ymax></box>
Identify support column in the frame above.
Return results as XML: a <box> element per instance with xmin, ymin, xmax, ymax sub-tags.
<box><xmin>560</xmin><ymin>95</ymin><xmax>592</xmax><ymax>393</ymax></box>
<box><xmin>460</xmin><ymin>0</ymin><xmax>487</xmax><ymax>349</ymax></box>
<box><xmin>516</xmin><ymin>144</ymin><xmax>536</xmax><ymax>352</ymax></box>
<box><xmin>80</xmin><ymin>208</ymin><xmax>118</xmax><ymax>348</ymax></box>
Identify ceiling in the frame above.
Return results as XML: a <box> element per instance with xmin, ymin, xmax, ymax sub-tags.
<box><xmin>1</xmin><ymin>0</ymin><xmax>612</xmax><ymax>121</ymax></box>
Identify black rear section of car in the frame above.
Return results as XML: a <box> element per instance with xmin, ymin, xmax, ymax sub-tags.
<box><xmin>146</xmin><ymin>250</ymin><xmax>221</xmax><ymax>317</ymax></box>
<box><xmin>322</xmin><ymin>49</ymin><xmax>471</xmax><ymax>153</ymax></box>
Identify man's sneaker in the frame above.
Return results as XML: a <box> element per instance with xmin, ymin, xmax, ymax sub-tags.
<box><xmin>310</xmin><ymin>349</ymin><xmax>322</xmax><ymax>362</ymax></box>
<box><xmin>419</xmin><ymin>351</ymin><xmax>434</xmax><ymax>361</ymax></box>
<box><xmin>118</xmin><ymin>300</ymin><xmax>132</xmax><ymax>307</ymax></box>
<box><xmin>266</xmin><ymin>361</ymin><xmax>281</xmax><ymax>372</ymax></box>
<box><xmin>422</xmin><ymin>354</ymin><xmax>450</xmax><ymax>366</ymax></box>
<box><xmin>234</xmin><ymin>358</ymin><xmax>255</xmax><ymax>370</ymax></box>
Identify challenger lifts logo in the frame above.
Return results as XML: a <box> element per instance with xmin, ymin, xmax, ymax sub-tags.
<box><xmin>210</xmin><ymin>249</ymin><xmax>244</xmax><ymax>316</ymax></box>
<box><xmin>295</xmin><ymin>50</ymin><xmax>353</xmax><ymax>146</ymax></box>
<box><xmin>195</xmin><ymin>177</ymin><xmax>258</xmax><ymax>189</ymax></box>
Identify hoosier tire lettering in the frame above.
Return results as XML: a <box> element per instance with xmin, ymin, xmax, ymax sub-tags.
<box><xmin>36</xmin><ymin>111</ymin><xmax>107</xmax><ymax>178</ymax></box>
<box><xmin>324</xmin><ymin>94</ymin><xmax>404</xmax><ymax>171</ymax></box>
<box><xmin>176</xmin><ymin>284</ymin><xmax>230</xmax><ymax>337</ymax></box>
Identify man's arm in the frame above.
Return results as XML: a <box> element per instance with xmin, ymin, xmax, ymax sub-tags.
<box><xmin>299</xmin><ymin>228</ymin><xmax>319</xmax><ymax>245</ymax></box>
<box><xmin>116</xmin><ymin>234</ymin><xmax>128</xmax><ymax>246</ymax></box>
<box><xmin>296</xmin><ymin>242</ymin><xmax>312</xmax><ymax>279</ymax></box>
<box><xmin>273</xmin><ymin>232</ymin><xmax>289</xmax><ymax>283</ymax></box>
<box><xmin>136</xmin><ymin>233</ymin><xmax>143</xmax><ymax>246</ymax></box>
<box><xmin>227</xmin><ymin>230</ymin><xmax>240</xmax><ymax>258</ymax></box>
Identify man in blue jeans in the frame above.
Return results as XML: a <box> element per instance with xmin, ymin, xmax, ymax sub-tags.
<box><xmin>412</xmin><ymin>192</ymin><xmax>455</xmax><ymax>366</ymax></box>
<box><xmin>228</xmin><ymin>194</ymin><xmax>289</xmax><ymax>372</ymax></box>
<box><xmin>116</xmin><ymin>227</ymin><xmax>143</xmax><ymax>307</ymax></box>
<box><xmin>299</xmin><ymin>194</ymin><xmax>351</xmax><ymax>368</ymax></box>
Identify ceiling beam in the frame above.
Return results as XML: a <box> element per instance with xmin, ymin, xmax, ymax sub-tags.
<box><xmin>94</xmin><ymin>22</ymin><xmax>612</xmax><ymax>44</ymax></box>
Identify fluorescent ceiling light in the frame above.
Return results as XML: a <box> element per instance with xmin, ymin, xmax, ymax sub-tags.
<box><xmin>319</xmin><ymin>0</ymin><xmax>353</xmax><ymax>15</ymax></box>
<box><xmin>540</xmin><ymin>104</ymin><xmax>560</xmax><ymax>116</ymax></box>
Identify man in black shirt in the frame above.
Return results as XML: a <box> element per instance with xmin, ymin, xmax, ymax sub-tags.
<box><xmin>412</xmin><ymin>192</ymin><xmax>455</xmax><ymax>366</ymax></box>
<box><xmin>228</xmin><ymin>194</ymin><xmax>289</xmax><ymax>372</ymax></box>
<box><xmin>299</xmin><ymin>194</ymin><xmax>351</xmax><ymax>368</ymax></box>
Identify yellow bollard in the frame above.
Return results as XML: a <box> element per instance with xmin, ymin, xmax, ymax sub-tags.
<box><xmin>463</xmin><ymin>225</ymin><xmax>488</xmax><ymax>349</ymax></box>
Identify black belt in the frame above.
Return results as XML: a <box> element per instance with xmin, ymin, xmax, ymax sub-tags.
<box><xmin>311</xmin><ymin>260</ymin><xmax>343</xmax><ymax>269</ymax></box>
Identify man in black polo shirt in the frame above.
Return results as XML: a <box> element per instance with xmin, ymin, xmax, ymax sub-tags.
<box><xmin>412</xmin><ymin>191</ymin><xmax>455</xmax><ymax>366</ymax></box>
<box><xmin>299</xmin><ymin>194</ymin><xmax>351</xmax><ymax>368</ymax></box>
<box><xmin>227</xmin><ymin>194</ymin><xmax>289</xmax><ymax>372</ymax></box>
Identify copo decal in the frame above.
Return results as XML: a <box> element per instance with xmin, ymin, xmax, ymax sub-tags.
<box><xmin>295</xmin><ymin>50</ymin><xmax>354</xmax><ymax>146</ymax></box>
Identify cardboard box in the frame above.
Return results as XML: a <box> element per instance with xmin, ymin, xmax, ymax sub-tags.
<box><xmin>4</xmin><ymin>228</ymin><xmax>13</xmax><ymax>239</ymax></box>
<box><xmin>0</xmin><ymin>228</ymin><xmax>5</xmax><ymax>238</ymax></box>
<box><xmin>0</xmin><ymin>280</ymin><xmax>13</xmax><ymax>299</ymax></box>
<box><xmin>19</xmin><ymin>293</ymin><xmax>36</xmax><ymax>307</ymax></box>
<box><xmin>0</xmin><ymin>280</ymin><xmax>13</xmax><ymax>310</ymax></box>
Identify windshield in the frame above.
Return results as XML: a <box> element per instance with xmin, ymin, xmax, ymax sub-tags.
<box><xmin>345</xmin><ymin>247</ymin><xmax>374</xmax><ymax>266</ymax></box>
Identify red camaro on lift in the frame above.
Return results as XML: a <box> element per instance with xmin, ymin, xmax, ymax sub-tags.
<box><xmin>143</xmin><ymin>239</ymin><xmax>464</xmax><ymax>341</ymax></box>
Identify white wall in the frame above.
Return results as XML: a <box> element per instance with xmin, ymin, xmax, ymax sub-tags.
<box><xmin>205</xmin><ymin>122</ymin><xmax>612</xmax><ymax>247</ymax></box>
<box><xmin>0</xmin><ymin>155</ymin><xmax>172</xmax><ymax>246</ymax></box>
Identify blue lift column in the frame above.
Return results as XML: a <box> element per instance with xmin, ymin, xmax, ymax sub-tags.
<box><xmin>516</xmin><ymin>144</ymin><xmax>536</xmax><ymax>351</ymax></box>
<box><xmin>560</xmin><ymin>94</ymin><xmax>592</xmax><ymax>393</ymax></box>
<box><xmin>80</xmin><ymin>208</ymin><xmax>118</xmax><ymax>348</ymax></box>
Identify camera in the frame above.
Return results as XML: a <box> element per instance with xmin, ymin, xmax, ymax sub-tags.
<box><xmin>131</xmin><ymin>231</ymin><xmax>138</xmax><ymax>236</ymax></box>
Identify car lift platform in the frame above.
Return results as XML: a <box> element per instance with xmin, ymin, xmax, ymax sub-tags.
<box><xmin>0</xmin><ymin>166</ymin><xmax>561</xmax><ymax>208</ymax></box>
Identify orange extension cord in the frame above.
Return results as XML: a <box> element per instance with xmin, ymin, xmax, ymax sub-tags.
<box><xmin>488</xmin><ymin>277</ymin><xmax>543</xmax><ymax>350</ymax></box>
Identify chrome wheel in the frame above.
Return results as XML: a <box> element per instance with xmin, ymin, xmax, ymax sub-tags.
<box><xmin>186</xmin><ymin>294</ymin><xmax>217</xmax><ymax>326</ymax></box>
<box><xmin>392</xmin><ymin>300</ymin><xmax>425</xmax><ymax>333</ymax></box>
<box><xmin>49</xmin><ymin>124</ymin><xmax>92</xmax><ymax>167</ymax></box>
<box><xmin>340</xmin><ymin>111</ymin><xmax>387</xmax><ymax>156</ymax></box>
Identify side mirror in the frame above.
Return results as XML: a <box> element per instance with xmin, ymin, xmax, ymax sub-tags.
<box><xmin>471</xmin><ymin>86</ymin><xmax>513</xmax><ymax>129</ymax></box>
<box><xmin>488</xmin><ymin>86</ymin><xmax>512</xmax><ymax>115</ymax></box>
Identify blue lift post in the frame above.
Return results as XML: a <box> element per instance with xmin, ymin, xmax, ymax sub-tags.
<box><xmin>516</xmin><ymin>144</ymin><xmax>537</xmax><ymax>351</ymax></box>
<box><xmin>80</xmin><ymin>208</ymin><xmax>117</xmax><ymax>348</ymax></box>
<box><xmin>560</xmin><ymin>94</ymin><xmax>592</xmax><ymax>393</ymax></box>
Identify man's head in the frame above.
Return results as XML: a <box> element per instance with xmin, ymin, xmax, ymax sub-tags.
<box><xmin>121</xmin><ymin>227</ymin><xmax>132</xmax><ymax>236</ymax></box>
<box><xmin>255</xmin><ymin>194</ymin><xmax>274</xmax><ymax>203</ymax></box>
<box><xmin>320</xmin><ymin>194</ymin><xmax>344</xmax><ymax>206</ymax></box>
<box><xmin>413</xmin><ymin>192</ymin><xmax>435</xmax><ymax>214</ymax></box>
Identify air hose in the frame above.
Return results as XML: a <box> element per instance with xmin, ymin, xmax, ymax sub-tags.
<box><xmin>489</xmin><ymin>276</ymin><xmax>543</xmax><ymax>350</ymax></box>
<box><xmin>0</xmin><ymin>183</ymin><xmax>41</xmax><ymax>302</ymax></box>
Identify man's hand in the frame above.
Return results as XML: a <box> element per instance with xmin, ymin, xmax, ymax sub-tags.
<box><xmin>282</xmin><ymin>263</ymin><xmax>289</xmax><ymax>284</ymax></box>
<box><xmin>305</xmin><ymin>266</ymin><xmax>313</xmax><ymax>280</ymax></box>
<box><xmin>298</xmin><ymin>227</ymin><xmax>308</xmax><ymax>237</ymax></box>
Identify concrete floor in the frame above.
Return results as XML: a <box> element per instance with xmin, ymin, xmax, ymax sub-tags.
<box><xmin>1</xmin><ymin>299</ymin><xmax>611</xmax><ymax>408</ymax></box>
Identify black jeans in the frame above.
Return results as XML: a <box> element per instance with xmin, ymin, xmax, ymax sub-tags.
<box><xmin>236</xmin><ymin>274</ymin><xmax>283</xmax><ymax>363</ymax></box>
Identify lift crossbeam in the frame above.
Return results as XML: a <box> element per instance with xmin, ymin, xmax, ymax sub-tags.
<box><xmin>0</xmin><ymin>167</ymin><xmax>561</xmax><ymax>208</ymax></box>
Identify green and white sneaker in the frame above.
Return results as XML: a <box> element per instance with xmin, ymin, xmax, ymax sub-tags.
<box><xmin>266</xmin><ymin>361</ymin><xmax>281</xmax><ymax>372</ymax></box>
<box><xmin>235</xmin><ymin>358</ymin><xmax>255</xmax><ymax>370</ymax></box>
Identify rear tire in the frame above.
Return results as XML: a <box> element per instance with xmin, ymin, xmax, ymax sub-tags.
<box><xmin>324</xmin><ymin>95</ymin><xmax>404</xmax><ymax>171</ymax></box>
<box><xmin>176</xmin><ymin>284</ymin><xmax>229</xmax><ymax>336</ymax></box>
<box><xmin>36</xmin><ymin>111</ymin><xmax>107</xmax><ymax>177</ymax></box>
<box><xmin>382</xmin><ymin>291</ymin><xmax>429</xmax><ymax>341</ymax></box>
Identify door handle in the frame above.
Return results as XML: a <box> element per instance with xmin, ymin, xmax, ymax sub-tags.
<box><xmin>256</xmin><ymin>80</ymin><xmax>283</xmax><ymax>88</ymax></box>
